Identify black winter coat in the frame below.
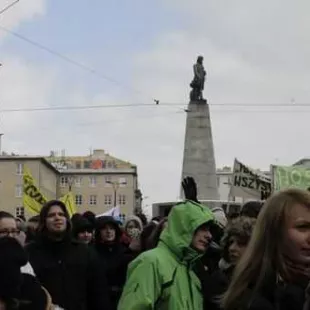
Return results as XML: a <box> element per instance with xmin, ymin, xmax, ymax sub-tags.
<box><xmin>27</xmin><ymin>237</ymin><xmax>110</xmax><ymax>310</ymax></box>
<box><xmin>243</xmin><ymin>282</ymin><xmax>308</xmax><ymax>310</ymax></box>
<box><xmin>201</xmin><ymin>265</ymin><xmax>234</xmax><ymax>310</ymax></box>
<box><xmin>95</xmin><ymin>243</ymin><xmax>135</xmax><ymax>310</ymax></box>
<box><xmin>202</xmin><ymin>267</ymin><xmax>309</xmax><ymax>310</ymax></box>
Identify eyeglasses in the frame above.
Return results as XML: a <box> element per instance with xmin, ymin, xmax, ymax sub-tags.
<box><xmin>0</xmin><ymin>229</ymin><xmax>21</xmax><ymax>237</ymax></box>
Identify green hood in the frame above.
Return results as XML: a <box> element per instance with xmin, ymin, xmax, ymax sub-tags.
<box><xmin>159</xmin><ymin>200</ymin><xmax>215</xmax><ymax>262</ymax></box>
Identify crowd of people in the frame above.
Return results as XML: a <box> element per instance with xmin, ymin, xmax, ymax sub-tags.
<box><xmin>0</xmin><ymin>177</ymin><xmax>310</xmax><ymax>309</ymax></box>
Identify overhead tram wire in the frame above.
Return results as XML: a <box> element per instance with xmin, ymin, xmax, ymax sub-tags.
<box><xmin>0</xmin><ymin>103</ymin><xmax>183</xmax><ymax>113</ymax></box>
<box><xmin>2</xmin><ymin>102</ymin><xmax>310</xmax><ymax>113</ymax></box>
<box><xmin>0</xmin><ymin>24</ymin><xmax>308</xmax><ymax>111</ymax></box>
<box><xmin>0</xmin><ymin>0</ymin><xmax>19</xmax><ymax>15</ymax></box>
<box><xmin>0</xmin><ymin>25</ymin><xmax>156</xmax><ymax>102</ymax></box>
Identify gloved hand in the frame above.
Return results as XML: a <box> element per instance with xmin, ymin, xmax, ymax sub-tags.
<box><xmin>182</xmin><ymin>177</ymin><xmax>199</xmax><ymax>203</ymax></box>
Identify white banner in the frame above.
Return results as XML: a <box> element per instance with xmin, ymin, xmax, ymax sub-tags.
<box><xmin>96</xmin><ymin>206</ymin><xmax>120</xmax><ymax>218</ymax></box>
<box><xmin>230</xmin><ymin>158</ymin><xmax>271</xmax><ymax>201</ymax></box>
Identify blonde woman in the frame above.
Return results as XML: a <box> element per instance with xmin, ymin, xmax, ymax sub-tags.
<box><xmin>222</xmin><ymin>189</ymin><xmax>310</xmax><ymax>310</ymax></box>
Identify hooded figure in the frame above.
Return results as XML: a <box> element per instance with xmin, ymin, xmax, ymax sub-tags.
<box><xmin>95</xmin><ymin>216</ymin><xmax>133</xmax><ymax>310</ymax></box>
<box><xmin>124</xmin><ymin>216</ymin><xmax>143</xmax><ymax>237</ymax></box>
<box><xmin>26</xmin><ymin>200</ymin><xmax>110</xmax><ymax>310</ymax></box>
<box><xmin>118</xmin><ymin>200</ymin><xmax>215</xmax><ymax>310</ymax></box>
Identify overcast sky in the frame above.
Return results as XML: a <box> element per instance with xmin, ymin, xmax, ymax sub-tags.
<box><xmin>1</xmin><ymin>0</ymin><xmax>310</xmax><ymax>209</ymax></box>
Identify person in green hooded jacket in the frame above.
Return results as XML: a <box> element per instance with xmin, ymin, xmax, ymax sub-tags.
<box><xmin>117</xmin><ymin>200</ymin><xmax>215</xmax><ymax>310</ymax></box>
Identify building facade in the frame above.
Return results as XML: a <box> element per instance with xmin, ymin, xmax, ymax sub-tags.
<box><xmin>216</xmin><ymin>166</ymin><xmax>234</xmax><ymax>201</ymax></box>
<box><xmin>0</xmin><ymin>157</ymin><xmax>58</xmax><ymax>219</ymax></box>
<box><xmin>0</xmin><ymin>149</ymin><xmax>141</xmax><ymax>218</ymax></box>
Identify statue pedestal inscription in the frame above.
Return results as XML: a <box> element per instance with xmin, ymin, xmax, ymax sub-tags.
<box><xmin>180</xmin><ymin>100</ymin><xmax>219</xmax><ymax>201</ymax></box>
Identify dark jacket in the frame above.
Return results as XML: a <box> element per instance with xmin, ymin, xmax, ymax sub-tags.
<box><xmin>0</xmin><ymin>237</ymin><xmax>49</xmax><ymax>310</ymax></box>
<box><xmin>95</xmin><ymin>216</ymin><xmax>134</xmax><ymax>310</ymax></box>
<box><xmin>26</xmin><ymin>200</ymin><xmax>110</xmax><ymax>310</ymax></box>
<box><xmin>202</xmin><ymin>264</ymin><xmax>234</xmax><ymax>310</ymax></box>
<box><xmin>243</xmin><ymin>280</ymin><xmax>308</xmax><ymax>310</ymax></box>
<box><xmin>203</xmin><ymin>267</ymin><xmax>308</xmax><ymax>310</ymax></box>
<box><xmin>27</xmin><ymin>237</ymin><xmax>110</xmax><ymax>310</ymax></box>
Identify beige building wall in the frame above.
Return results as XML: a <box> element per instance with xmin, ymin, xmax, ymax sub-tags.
<box><xmin>0</xmin><ymin>158</ymin><xmax>57</xmax><ymax>219</ymax></box>
<box><xmin>58</xmin><ymin>172</ymin><xmax>137</xmax><ymax>216</ymax></box>
<box><xmin>0</xmin><ymin>150</ymin><xmax>141</xmax><ymax>219</ymax></box>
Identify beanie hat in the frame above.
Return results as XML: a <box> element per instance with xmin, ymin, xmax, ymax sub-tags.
<box><xmin>212</xmin><ymin>207</ymin><xmax>228</xmax><ymax>229</ymax></box>
<box><xmin>240</xmin><ymin>200</ymin><xmax>263</xmax><ymax>218</ymax></box>
<box><xmin>72</xmin><ymin>216</ymin><xmax>93</xmax><ymax>237</ymax></box>
<box><xmin>124</xmin><ymin>215</ymin><xmax>143</xmax><ymax>231</ymax></box>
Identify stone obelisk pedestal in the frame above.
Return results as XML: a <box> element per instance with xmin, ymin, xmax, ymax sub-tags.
<box><xmin>181</xmin><ymin>100</ymin><xmax>219</xmax><ymax>201</ymax></box>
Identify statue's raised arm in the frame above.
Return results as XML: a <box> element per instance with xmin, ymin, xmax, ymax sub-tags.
<box><xmin>190</xmin><ymin>55</ymin><xmax>206</xmax><ymax>101</ymax></box>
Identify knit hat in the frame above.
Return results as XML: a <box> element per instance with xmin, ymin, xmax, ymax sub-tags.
<box><xmin>82</xmin><ymin>211</ymin><xmax>96</xmax><ymax>227</ymax></box>
<box><xmin>72</xmin><ymin>216</ymin><xmax>93</xmax><ymax>237</ymax></box>
<box><xmin>221</xmin><ymin>216</ymin><xmax>256</xmax><ymax>262</ymax></box>
<box><xmin>124</xmin><ymin>215</ymin><xmax>143</xmax><ymax>231</ymax></box>
<box><xmin>211</xmin><ymin>207</ymin><xmax>228</xmax><ymax>229</ymax></box>
<box><xmin>240</xmin><ymin>200</ymin><xmax>263</xmax><ymax>218</ymax></box>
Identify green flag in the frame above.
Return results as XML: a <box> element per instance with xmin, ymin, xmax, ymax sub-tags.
<box><xmin>273</xmin><ymin>165</ymin><xmax>310</xmax><ymax>190</ymax></box>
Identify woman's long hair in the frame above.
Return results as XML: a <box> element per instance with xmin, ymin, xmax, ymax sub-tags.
<box><xmin>222</xmin><ymin>188</ymin><xmax>310</xmax><ymax>310</ymax></box>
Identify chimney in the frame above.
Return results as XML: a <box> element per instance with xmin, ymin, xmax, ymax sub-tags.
<box><xmin>93</xmin><ymin>149</ymin><xmax>105</xmax><ymax>158</ymax></box>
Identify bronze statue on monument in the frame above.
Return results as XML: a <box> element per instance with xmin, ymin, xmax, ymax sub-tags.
<box><xmin>190</xmin><ymin>55</ymin><xmax>206</xmax><ymax>102</ymax></box>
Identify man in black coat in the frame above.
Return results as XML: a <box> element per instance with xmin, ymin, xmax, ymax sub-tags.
<box><xmin>26</xmin><ymin>200</ymin><xmax>110</xmax><ymax>310</ymax></box>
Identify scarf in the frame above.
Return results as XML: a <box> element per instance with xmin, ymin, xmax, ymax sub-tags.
<box><xmin>284</xmin><ymin>256</ymin><xmax>310</xmax><ymax>285</ymax></box>
<box><xmin>283</xmin><ymin>256</ymin><xmax>310</xmax><ymax>310</ymax></box>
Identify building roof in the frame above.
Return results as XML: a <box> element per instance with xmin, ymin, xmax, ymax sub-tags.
<box><xmin>0</xmin><ymin>150</ymin><xmax>138</xmax><ymax>175</ymax></box>
<box><xmin>59</xmin><ymin>167</ymin><xmax>137</xmax><ymax>175</ymax></box>
<box><xmin>46</xmin><ymin>149</ymin><xmax>136</xmax><ymax>172</ymax></box>
<box><xmin>293</xmin><ymin>158</ymin><xmax>310</xmax><ymax>166</ymax></box>
<box><xmin>0</xmin><ymin>156</ymin><xmax>59</xmax><ymax>173</ymax></box>
<box><xmin>216</xmin><ymin>171</ymin><xmax>232</xmax><ymax>176</ymax></box>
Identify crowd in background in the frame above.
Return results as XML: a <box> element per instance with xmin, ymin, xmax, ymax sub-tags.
<box><xmin>0</xmin><ymin>177</ymin><xmax>310</xmax><ymax>309</ymax></box>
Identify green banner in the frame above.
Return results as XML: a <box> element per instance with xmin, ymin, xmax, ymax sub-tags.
<box><xmin>273</xmin><ymin>165</ymin><xmax>310</xmax><ymax>190</ymax></box>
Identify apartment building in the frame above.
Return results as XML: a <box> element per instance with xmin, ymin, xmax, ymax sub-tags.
<box><xmin>0</xmin><ymin>156</ymin><xmax>58</xmax><ymax>219</ymax></box>
<box><xmin>52</xmin><ymin>150</ymin><xmax>141</xmax><ymax>216</ymax></box>
<box><xmin>0</xmin><ymin>149</ymin><xmax>142</xmax><ymax>218</ymax></box>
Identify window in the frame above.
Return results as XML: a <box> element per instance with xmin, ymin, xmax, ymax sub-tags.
<box><xmin>89</xmin><ymin>195</ymin><xmax>97</xmax><ymax>206</ymax></box>
<box><xmin>60</xmin><ymin>176</ymin><xmax>68</xmax><ymax>187</ymax></box>
<box><xmin>118</xmin><ymin>194</ymin><xmax>126</xmax><ymax>205</ymax></box>
<box><xmin>89</xmin><ymin>176</ymin><xmax>97</xmax><ymax>187</ymax></box>
<box><xmin>119</xmin><ymin>177</ymin><xmax>127</xmax><ymax>187</ymax></box>
<box><xmin>15</xmin><ymin>185</ymin><xmax>22</xmax><ymax>198</ymax></box>
<box><xmin>105</xmin><ymin>176</ymin><xmax>112</xmax><ymax>187</ymax></box>
<box><xmin>16</xmin><ymin>163</ymin><xmax>23</xmax><ymax>175</ymax></box>
<box><xmin>75</xmin><ymin>177</ymin><xmax>82</xmax><ymax>187</ymax></box>
<box><xmin>75</xmin><ymin>194</ymin><xmax>83</xmax><ymax>205</ymax></box>
<box><xmin>15</xmin><ymin>207</ymin><xmax>25</xmax><ymax>217</ymax></box>
<box><xmin>104</xmin><ymin>195</ymin><xmax>112</xmax><ymax>206</ymax></box>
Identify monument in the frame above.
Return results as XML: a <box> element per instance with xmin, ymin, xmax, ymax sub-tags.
<box><xmin>180</xmin><ymin>56</ymin><xmax>219</xmax><ymax>201</ymax></box>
